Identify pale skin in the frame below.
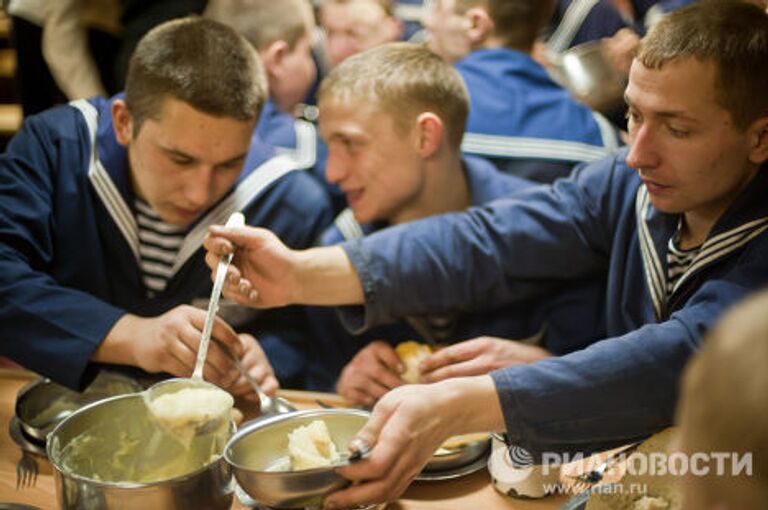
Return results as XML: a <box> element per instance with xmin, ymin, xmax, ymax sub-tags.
<box><xmin>204</xmin><ymin>53</ymin><xmax>768</xmax><ymax>506</ymax></box>
<box><xmin>92</xmin><ymin>97</ymin><xmax>278</xmax><ymax>396</ymax></box>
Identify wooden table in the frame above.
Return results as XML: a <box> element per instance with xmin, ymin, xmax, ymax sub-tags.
<box><xmin>0</xmin><ymin>368</ymin><xmax>571</xmax><ymax>509</ymax></box>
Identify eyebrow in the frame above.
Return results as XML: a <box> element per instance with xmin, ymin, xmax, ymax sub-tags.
<box><xmin>624</xmin><ymin>94</ymin><xmax>701</xmax><ymax>124</ymax></box>
<box><xmin>161</xmin><ymin>146</ymin><xmax>248</xmax><ymax>167</ymax></box>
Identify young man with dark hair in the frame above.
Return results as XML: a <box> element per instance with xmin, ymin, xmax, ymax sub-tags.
<box><xmin>424</xmin><ymin>0</ymin><xmax>620</xmax><ymax>182</ymax></box>
<box><xmin>0</xmin><ymin>17</ymin><xmax>332</xmax><ymax>394</ymax></box>
<box><xmin>204</xmin><ymin>2</ymin><xmax>768</xmax><ymax>505</ymax></box>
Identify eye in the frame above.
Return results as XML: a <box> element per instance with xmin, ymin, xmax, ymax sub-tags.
<box><xmin>666</xmin><ymin>125</ymin><xmax>690</xmax><ymax>138</ymax></box>
<box><xmin>625</xmin><ymin>108</ymin><xmax>642</xmax><ymax>125</ymax></box>
<box><xmin>170</xmin><ymin>155</ymin><xmax>194</xmax><ymax>167</ymax></box>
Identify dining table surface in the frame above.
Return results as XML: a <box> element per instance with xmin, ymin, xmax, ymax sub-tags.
<box><xmin>0</xmin><ymin>367</ymin><xmax>586</xmax><ymax>510</ymax></box>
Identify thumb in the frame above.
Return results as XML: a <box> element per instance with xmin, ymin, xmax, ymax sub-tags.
<box><xmin>348</xmin><ymin>398</ymin><xmax>397</xmax><ymax>454</ymax></box>
<box><xmin>208</xmin><ymin>225</ymin><xmax>268</xmax><ymax>249</ymax></box>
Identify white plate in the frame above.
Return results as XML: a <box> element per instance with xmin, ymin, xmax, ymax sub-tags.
<box><xmin>415</xmin><ymin>448</ymin><xmax>490</xmax><ymax>482</ymax></box>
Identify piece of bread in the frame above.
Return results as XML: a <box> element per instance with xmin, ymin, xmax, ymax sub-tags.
<box><xmin>395</xmin><ymin>341</ymin><xmax>432</xmax><ymax>384</ymax></box>
<box><xmin>287</xmin><ymin>420</ymin><xmax>340</xmax><ymax>470</ymax></box>
<box><xmin>585</xmin><ymin>428</ymin><xmax>682</xmax><ymax>510</ymax></box>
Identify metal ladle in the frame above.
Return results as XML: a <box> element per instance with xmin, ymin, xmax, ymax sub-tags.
<box><xmin>211</xmin><ymin>338</ymin><xmax>296</xmax><ymax>416</ymax></box>
<box><xmin>144</xmin><ymin>212</ymin><xmax>246</xmax><ymax>436</ymax></box>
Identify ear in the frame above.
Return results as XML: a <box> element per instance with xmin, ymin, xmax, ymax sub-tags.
<box><xmin>112</xmin><ymin>99</ymin><xmax>133</xmax><ymax>147</ymax></box>
<box><xmin>465</xmin><ymin>7</ymin><xmax>494</xmax><ymax>45</ymax></box>
<box><xmin>747</xmin><ymin>116</ymin><xmax>768</xmax><ymax>165</ymax></box>
<box><xmin>385</xmin><ymin>16</ymin><xmax>404</xmax><ymax>42</ymax></box>
<box><xmin>260</xmin><ymin>40</ymin><xmax>290</xmax><ymax>78</ymax></box>
<box><xmin>415</xmin><ymin>112</ymin><xmax>444</xmax><ymax>158</ymax></box>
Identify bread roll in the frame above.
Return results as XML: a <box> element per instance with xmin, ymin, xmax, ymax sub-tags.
<box><xmin>395</xmin><ymin>341</ymin><xmax>432</xmax><ymax>384</ymax></box>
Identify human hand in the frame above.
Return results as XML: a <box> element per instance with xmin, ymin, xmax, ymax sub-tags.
<box><xmin>221</xmin><ymin>333</ymin><xmax>279</xmax><ymax>400</ymax></box>
<box><xmin>602</xmin><ymin>27</ymin><xmax>640</xmax><ymax>77</ymax></box>
<box><xmin>336</xmin><ymin>341</ymin><xmax>405</xmax><ymax>407</ymax></box>
<box><xmin>104</xmin><ymin>305</ymin><xmax>244</xmax><ymax>387</ymax></box>
<box><xmin>420</xmin><ymin>336</ymin><xmax>552</xmax><ymax>383</ymax></box>
<box><xmin>324</xmin><ymin>384</ymin><xmax>455</xmax><ymax>508</ymax></box>
<box><xmin>203</xmin><ymin>226</ymin><xmax>299</xmax><ymax>308</ymax></box>
<box><xmin>324</xmin><ymin>376</ymin><xmax>503</xmax><ymax>508</ymax></box>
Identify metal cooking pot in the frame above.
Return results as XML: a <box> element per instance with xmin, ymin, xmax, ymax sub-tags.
<box><xmin>546</xmin><ymin>40</ymin><xmax>627</xmax><ymax>115</ymax></box>
<box><xmin>47</xmin><ymin>394</ymin><xmax>234</xmax><ymax>510</ymax></box>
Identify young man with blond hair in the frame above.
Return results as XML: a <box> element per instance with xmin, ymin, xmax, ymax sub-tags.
<box><xmin>306</xmin><ymin>42</ymin><xmax>556</xmax><ymax>402</ymax></box>
<box><xmin>205</xmin><ymin>0</ymin><xmax>319</xmax><ymax>167</ymax></box>
<box><xmin>677</xmin><ymin>289</ymin><xmax>768</xmax><ymax>510</ymax></box>
<box><xmin>204</xmin><ymin>2</ymin><xmax>768</xmax><ymax>505</ymax></box>
<box><xmin>319</xmin><ymin>0</ymin><xmax>404</xmax><ymax>68</ymax></box>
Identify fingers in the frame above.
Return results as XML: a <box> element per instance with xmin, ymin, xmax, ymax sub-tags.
<box><xmin>203</xmin><ymin>231</ymin><xmax>235</xmax><ymax>257</ymax></box>
<box><xmin>371</xmin><ymin>341</ymin><xmax>404</xmax><ymax>374</ymax></box>
<box><xmin>336</xmin><ymin>344</ymin><xmax>404</xmax><ymax>406</ymax></box>
<box><xmin>421</xmin><ymin>358</ymin><xmax>488</xmax><ymax>383</ymax></box>
<box><xmin>337</xmin><ymin>371</ymin><xmax>393</xmax><ymax>407</ymax></box>
<box><xmin>419</xmin><ymin>341</ymin><xmax>478</xmax><ymax>374</ymax></box>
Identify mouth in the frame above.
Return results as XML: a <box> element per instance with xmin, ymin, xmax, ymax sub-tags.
<box><xmin>642</xmin><ymin>179</ymin><xmax>672</xmax><ymax>195</ymax></box>
<box><xmin>344</xmin><ymin>189</ymin><xmax>364</xmax><ymax>205</ymax></box>
<box><xmin>174</xmin><ymin>206</ymin><xmax>203</xmax><ymax>222</ymax></box>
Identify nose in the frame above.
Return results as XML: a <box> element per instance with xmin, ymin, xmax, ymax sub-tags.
<box><xmin>324</xmin><ymin>148</ymin><xmax>348</xmax><ymax>185</ymax></box>
<box><xmin>327</xmin><ymin>35</ymin><xmax>355</xmax><ymax>66</ymax></box>
<box><xmin>185</xmin><ymin>167</ymin><xmax>214</xmax><ymax>208</ymax></box>
<box><xmin>625</xmin><ymin>123</ymin><xmax>660</xmax><ymax>172</ymax></box>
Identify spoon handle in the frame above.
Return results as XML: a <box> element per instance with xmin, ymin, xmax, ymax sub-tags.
<box><xmin>211</xmin><ymin>337</ymin><xmax>269</xmax><ymax>403</ymax></box>
<box><xmin>192</xmin><ymin>212</ymin><xmax>245</xmax><ymax>380</ymax></box>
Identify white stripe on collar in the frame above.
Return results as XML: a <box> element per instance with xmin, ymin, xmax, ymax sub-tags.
<box><xmin>636</xmin><ymin>183</ymin><xmax>768</xmax><ymax>313</ymax></box>
<box><xmin>334</xmin><ymin>208</ymin><xmax>364</xmax><ymax>241</ymax></box>
<box><xmin>172</xmin><ymin>153</ymin><xmax>302</xmax><ymax>272</ymax></box>
<box><xmin>670</xmin><ymin>217</ymin><xmax>768</xmax><ymax>295</ymax></box>
<box><xmin>461</xmin><ymin>132</ymin><xmax>611</xmax><ymax>162</ymax></box>
<box><xmin>70</xmin><ymin>99</ymin><xmax>302</xmax><ymax>276</ymax></box>
<box><xmin>635</xmin><ymin>185</ymin><xmax>666</xmax><ymax>320</ymax></box>
<box><xmin>547</xmin><ymin>0</ymin><xmax>600</xmax><ymax>53</ymax></box>
<box><xmin>592</xmin><ymin>111</ymin><xmax>620</xmax><ymax>151</ymax></box>
<box><xmin>72</xmin><ymin>99</ymin><xmax>141</xmax><ymax>262</ymax></box>
<box><xmin>395</xmin><ymin>3</ymin><xmax>424</xmax><ymax>22</ymax></box>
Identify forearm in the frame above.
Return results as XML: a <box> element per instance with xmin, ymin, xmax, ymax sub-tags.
<box><xmin>437</xmin><ymin>375</ymin><xmax>506</xmax><ymax>435</ymax></box>
<box><xmin>294</xmin><ymin>245</ymin><xmax>364</xmax><ymax>305</ymax></box>
<box><xmin>91</xmin><ymin>313</ymin><xmax>141</xmax><ymax>366</ymax></box>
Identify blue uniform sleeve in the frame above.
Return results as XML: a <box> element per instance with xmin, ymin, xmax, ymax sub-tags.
<box><xmin>0</xmin><ymin>112</ymin><xmax>125</xmax><ymax>389</ymax></box>
<box><xmin>337</xmin><ymin>155</ymin><xmax>627</xmax><ymax>333</ymax></box>
<box><xmin>492</xmin><ymin>232</ymin><xmax>768</xmax><ymax>457</ymax></box>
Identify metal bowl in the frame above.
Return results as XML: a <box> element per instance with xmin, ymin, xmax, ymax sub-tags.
<box><xmin>424</xmin><ymin>433</ymin><xmax>491</xmax><ymax>472</ymax></box>
<box><xmin>225</xmin><ymin>408</ymin><xmax>370</xmax><ymax>509</ymax></box>
<box><xmin>16</xmin><ymin>371</ymin><xmax>142</xmax><ymax>442</ymax></box>
<box><xmin>47</xmin><ymin>393</ymin><xmax>234</xmax><ymax>510</ymax></box>
<box><xmin>546</xmin><ymin>40</ymin><xmax>627</xmax><ymax>115</ymax></box>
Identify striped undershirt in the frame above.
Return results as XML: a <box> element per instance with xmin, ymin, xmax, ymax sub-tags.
<box><xmin>666</xmin><ymin>234</ymin><xmax>701</xmax><ymax>298</ymax></box>
<box><xmin>135</xmin><ymin>199</ymin><xmax>188</xmax><ymax>296</ymax></box>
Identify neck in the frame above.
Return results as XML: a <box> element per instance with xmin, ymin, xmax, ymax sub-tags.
<box><xmin>679</xmin><ymin>167</ymin><xmax>760</xmax><ymax>249</ymax></box>
<box><xmin>390</xmin><ymin>152</ymin><xmax>470</xmax><ymax>225</ymax></box>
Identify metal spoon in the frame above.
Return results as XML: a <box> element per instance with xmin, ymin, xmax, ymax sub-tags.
<box><xmin>144</xmin><ymin>212</ymin><xmax>246</xmax><ymax>436</ymax></box>
<box><xmin>211</xmin><ymin>338</ymin><xmax>297</xmax><ymax>416</ymax></box>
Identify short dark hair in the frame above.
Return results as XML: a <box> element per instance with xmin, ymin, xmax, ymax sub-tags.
<box><xmin>124</xmin><ymin>16</ymin><xmax>268</xmax><ymax>135</ymax></box>
<box><xmin>454</xmin><ymin>0</ymin><xmax>555</xmax><ymax>51</ymax></box>
<box><xmin>637</xmin><ymin>0</ymin><xmax>768</xmax><ymax>130</ymax></box>
<box><xmin>318</xmin><ymin>42</ymin><xmax>469</xmax><ymax>149</ymax></box>
<box><xmin>205</xmin><ymin>0</ymin><xmax>312</xmax><ymax>51</ymax></box>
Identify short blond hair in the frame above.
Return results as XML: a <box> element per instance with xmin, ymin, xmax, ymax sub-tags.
<box><xmin>318</xmin><ymin>42</ymin><xmax>469</xmax><ymax>149</ymax></box>
<box><xmin>205</xmin><ymin>0</ymin><xmax>312</xmax><ymax>51</ymax></box>
<box><xmin>320</xmin><ymin>0</ymin><xmax>395</xmax><ymax>16</ymax></box>
<box><xmin>677</xmin><ymin>289</ymin><xmax>768</xmax><ymax>507</ymax></box>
